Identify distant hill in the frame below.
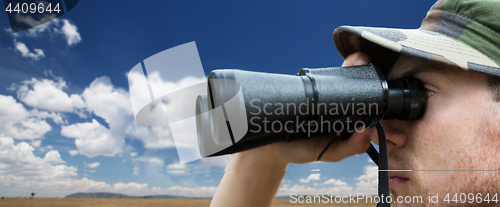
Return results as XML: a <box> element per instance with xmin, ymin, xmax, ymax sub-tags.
<box><xmin>275</xmin><ymin>196</ymin><xmax>291</xmax><ymax>199</ymax></box>
<box><xmin>65</xmin><ymin>192</ymin><xmax>188</xmax><ymax>199</ymax></box>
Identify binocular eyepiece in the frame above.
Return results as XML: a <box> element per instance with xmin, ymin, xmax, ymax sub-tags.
<box><xmin>196</xmin><ymin>64</ymin><xmax>425</xmax><ymax>157</ymax></box>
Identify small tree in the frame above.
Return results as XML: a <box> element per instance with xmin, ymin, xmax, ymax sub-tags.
<box><xmin>31</xmin><ymin>192</ymin><xmax>35</xmax><ymax>199</ymax></box>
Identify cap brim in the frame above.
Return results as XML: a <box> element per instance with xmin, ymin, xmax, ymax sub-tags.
<box><xmin>333</xmin><ymin>26</ymin><xmax>500</xmax><ymax>77</ymax></box>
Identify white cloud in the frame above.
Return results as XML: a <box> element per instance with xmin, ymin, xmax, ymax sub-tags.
<box><xmin>0</xmin><ymin>136</ymin><xmax>76</xmax><ymax>184</ymax></box>
<box><xmin>8</xmin><ymin>74</ymin><xmax>165</xmax><ymax>158</ymax></box>
<box><xmin>6</xmin><ymin>72</ymin><xmax>211</xmax><ymax>162</ymax></box>
<box><xmin>86</xmin><ymin>162</ymin><xmax>100</xmax><ymax>169</ymax></box>
<box><xmin>8</xmin><ymin>74</ymin><xmax>135</xmax><ymax>158</ymax></box>
<box><xmin>44</xmin><ymin>150</ymin><xmax>65</xmax><ymax>164</ymax></box>
<box><xmin>200</xmin><ymin>179</ymin><xmax>213</xmax><ymax>183</ymax></box>
<box><xmin>69</xmin><ymin>76</ymin><xmax>132</xmax><ymax>157</ymax></box>
<box><xmin>9</xmin><ymin>73</ymin><xmax>209</xmax><ymax>160</ymax></box>
<box><xmin>0</xmin><ymin>94</ymin><xmax>28</xmax><ymax>119</ymax></box>
<box><xmin>198</xmin><ymin>155</ymin><xmax>230</xmax><ymax>167</ymax></box>
<box><xmin>32</xmin><ymin>109</ymin><xmax>65</xmax><ymax>124</ymax></box>
<box><xmin>299</xmin><ymin>173</ymin><xmax>321</xmax><ymax>183</ymax></box>
<box><xmin>13</xmin><ymin>77</ymin><xmax>85</xmax><ymax>113</ymax></box>
<box><xmin>354</xmin><ymin>165</ymin><xmax>378</xmax><ymax>195</ymax></box>
<box><xmin>277</xmin><ymin>165</ymin><xmax>379</xmax><ymax>197</ymax></box>
<box><xmin>0</xmin><ymin>173</ymin><xmax>218</xmax><ymax>197</ymax></box>
<box><xmin>125</xmin><ymin>123</ymin><xmax>175</xmax><ymax>149</ymax></box>
<box><xmin>130</xmin><ymin>152</ymin><xmax>138</xmax><ymax>157</ymax></box>
<box><xmin>30</xmin><ymin>139</ymin><xmax>42</xmax><ymax>148</ymax></box>
<box><xmin>127</xmin><ymin>71</ymin><xmax>206</xmax><ymax>150</ymax></box>
<box><xmin>163</xmin><ymin>160</ymin><xmax>218</xmax><ymax>177</ymax></box>
<box><xmin>146</xmin><ymin>74</ymin><xmax>206</xmax><ymax>147</ymax></box>
<box><xmin>7</xmin><ymin>118</ymin><xmax>51</xmax><ymax>139</ymax></box>
<box><xmin>39</xmin><ymin>145</ymin><xmax>53</xmax><ymax>152</ymax></box>
<box><xmin>133</xmin><ymin>166</ymin><xmax>139</xmax><ymax>176</ymax></box>
<box><xmin>0</xmin><ymin>138</ymin><xmax>216</xmax><ymax>197</ymax></box>
<box><xmin>8</xmin><ymin>18</ymin><xmax>81</xmax><ymax>47</ymax></box>
<box><xmin>323</xmin><ymin>178</ymin><xmax>348</xmax><ymax>186</ymax></box>
<box><xmin>82</xmin><ymin>76</ymin><xmax>133</xmax><ymax>122</ymax></box>
<box><xmin>61</xmin><ymin>19</ymin><xmax>81</xmax><ymax>46</ymax></box>
<box><xmin>68</xmin><ymin>150</ymin><xmax>78</xmax><ymax>156</ymax></box>
<box><xmin>0</xmin><ymin>94</ymin><xmax>54</xmax><ymax>140</ymax></box>
<box><xmin>133</xmin><ymin>156</ymin><xmax>164</xmax><ymax>165</ymax></box>
<box><xmin>298</xmin><ymin>179</ymin><xmax>308</xmax><ymax>183</ymax></box>
<box><xmin>61</xmin><ymin>119</ymin><xmax>124</xmax><ymax>158</ymax></box>
<box><xmin>13</xmin><ymin>41</ymin><xmax>45</xmax><ymax>61</ymax></box>
<box><xmin>166</xmin><ymin>162</ymin><xmax>186</xmax><ymax>170</ymax></box>
<box><xmin>6</xmin><ymin>17</ymin><xmax>81</xmax><ymax>63</ymax></box>
<box><xmin>0</xmin><ymin>72</ymin><xmax>233</xmax><ymax>202</ymax></box>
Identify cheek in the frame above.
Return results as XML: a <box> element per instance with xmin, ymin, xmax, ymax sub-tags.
<box><xmin>407</xmin><ymin>91</ymin><xmax>492</xmax><ymax>192</ymax></box>
<box><xmin>410</xmin><ymin>95</ymin><xmax>485</xmax><ymax>170</ymax></box>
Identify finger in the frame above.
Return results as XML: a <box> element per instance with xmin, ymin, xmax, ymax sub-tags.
<box><xmin>318</xmin><ymin>127</ymin><xmax>373</xmax><ymax>162</ymax></box>
<box><xmin>342</xmin><ymin>52</ymin><xmax>372</xmax><ymax>67</ymax></box>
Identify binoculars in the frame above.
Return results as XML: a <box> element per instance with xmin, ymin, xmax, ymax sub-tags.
<box><xmin>196</xmin><ymin>64</ymin><xmax>426</xmax><ymax>157</ymax></box>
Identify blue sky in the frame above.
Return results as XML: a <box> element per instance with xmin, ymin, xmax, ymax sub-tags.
<box><xmin>0</xmin><ymin>0</ymin><xmax>435</xmax><ymax>198</ymax></box>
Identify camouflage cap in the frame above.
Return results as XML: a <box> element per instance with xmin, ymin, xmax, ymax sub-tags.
<box><xmin>333</xmin><ymin>0</ymin><xmax>500</xmax><ymax>77</ymax></box>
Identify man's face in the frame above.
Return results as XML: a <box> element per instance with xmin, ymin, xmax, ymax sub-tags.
<box><xmin>371</xmin><ymin>54</ymin><xmax>500</xmax><ymax>205</ymax></box>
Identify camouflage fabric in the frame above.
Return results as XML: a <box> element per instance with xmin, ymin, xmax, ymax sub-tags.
<box><xmin>333</xmin><ymin>0</ymin><xmax>500</xmax><ymax>77</ymax></box>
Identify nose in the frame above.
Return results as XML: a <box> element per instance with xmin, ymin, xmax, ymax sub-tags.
<box><xmin>370</xmin><ymin>120</ymin><xmax>407</xmax><ymax>149</ymax></box>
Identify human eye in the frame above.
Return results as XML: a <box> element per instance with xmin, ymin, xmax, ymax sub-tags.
<box><xmin>425</xmin><ymin>89</ymin><xmax>434</xmax><ymax>98</ymax></box>
<box><xmin>423</xmin><ymin>83</ymin><xmax>436</xmax><ymax>100</ymax></box>
<box><xmin>403</xmin><ymin>74</ymin><xmax>436</xmax><ymax>101</ymax></box>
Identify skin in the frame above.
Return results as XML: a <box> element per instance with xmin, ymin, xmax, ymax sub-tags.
<box><xmin>210</xmin><ymin>52</ymin><xmax>500</xmax><ymax>207</ymax></box>
<box><xmin>375</xmin><ymin>54</ymin><xmax>500</xmax><ymax>206</ymax></box>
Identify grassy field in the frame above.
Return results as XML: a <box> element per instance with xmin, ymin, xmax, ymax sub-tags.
<box><xmin>0</xmin><ymin>198</ymin><xmax>378</xmax><ymax>207</ymax></box>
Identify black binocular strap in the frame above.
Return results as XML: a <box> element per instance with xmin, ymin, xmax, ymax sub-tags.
<box><xmin>375</xmin><ymin>121</ymin><xmax>390</xmax><ymax>207</ymax></box>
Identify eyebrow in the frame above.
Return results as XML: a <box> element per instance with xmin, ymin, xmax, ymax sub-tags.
<box><xmin>395</xmin><ymin>63</ymin><xmax>448</xmax><ymax>79</ymax></box>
